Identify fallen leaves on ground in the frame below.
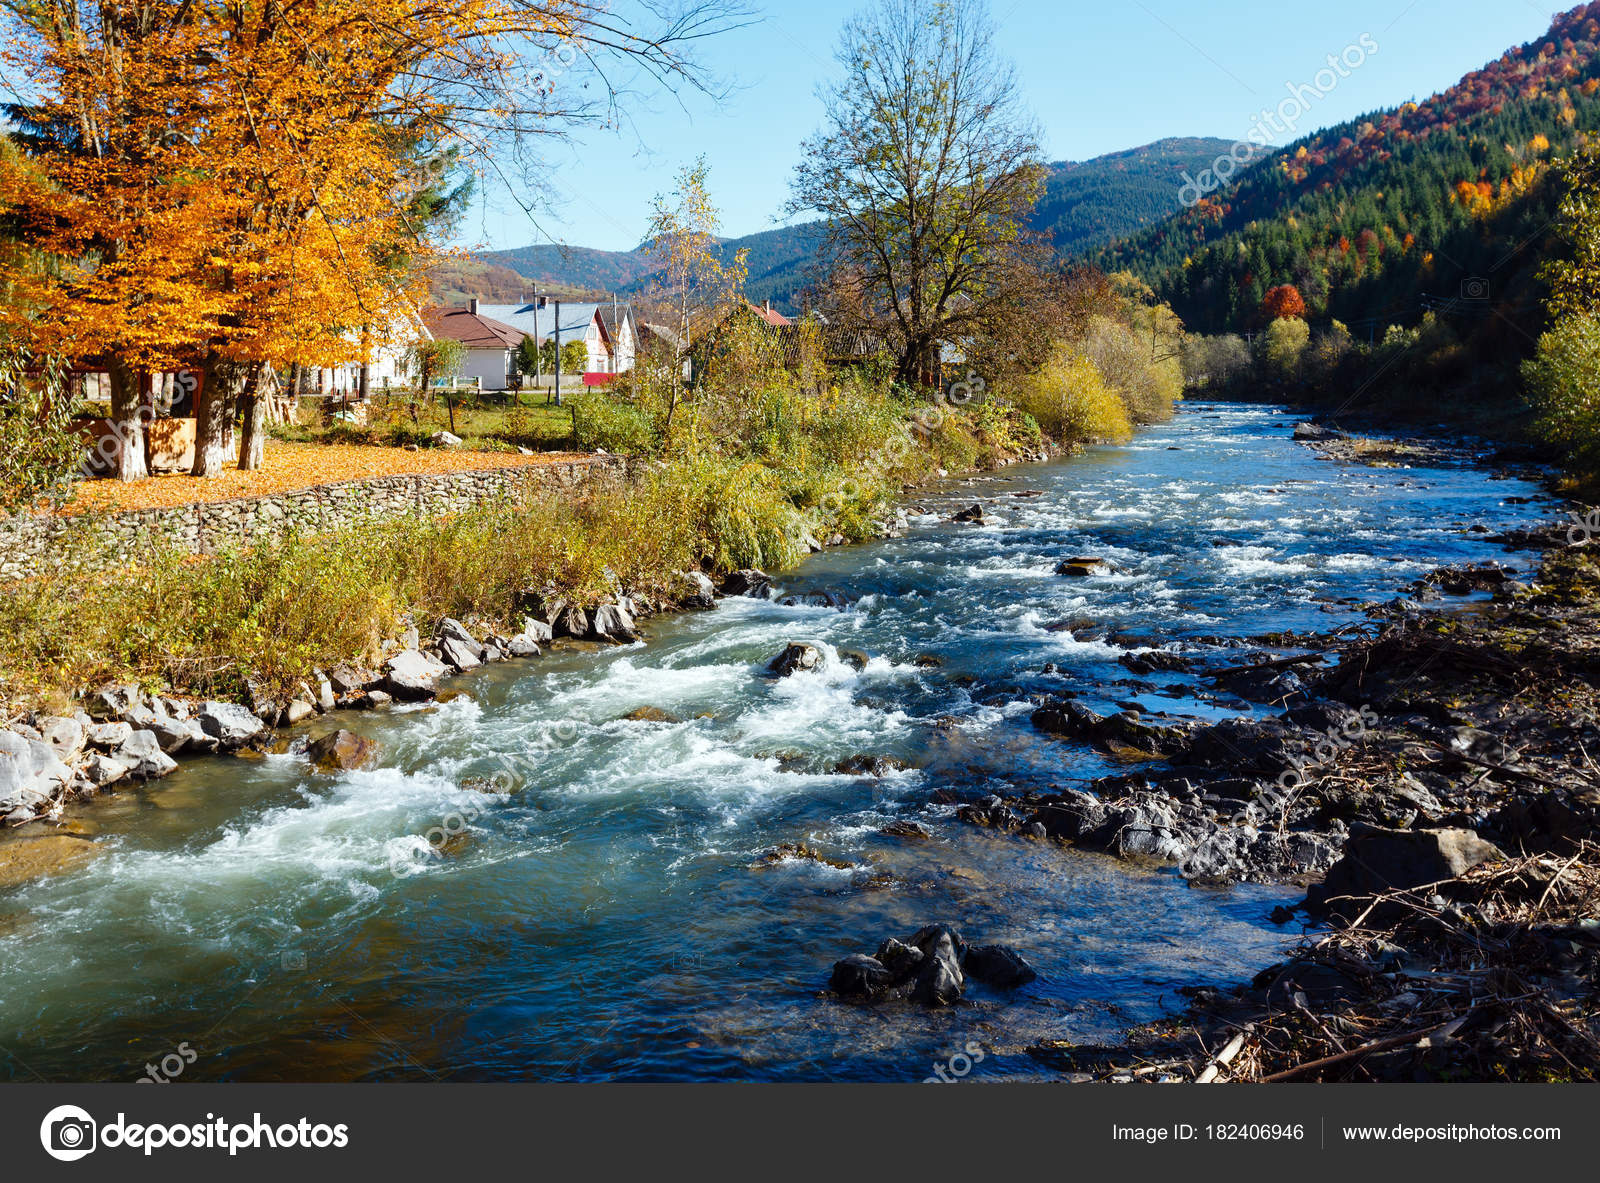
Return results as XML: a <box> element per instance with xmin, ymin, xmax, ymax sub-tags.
<box><xmin>60</xmin><ymin>443</ymin><xmax>592</xmax><ymax>516</ymax></box>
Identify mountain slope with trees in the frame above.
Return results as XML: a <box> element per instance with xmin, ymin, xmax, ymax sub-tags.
<box><xmin>1100</xmin><ymin>2</ymin><xmax>1600</xmax><ymax>341</ymax></box>
<box><xmin>461</xmin><ymin>139</ymin><xmax>1236</xmax><ymax>308</ymax></box>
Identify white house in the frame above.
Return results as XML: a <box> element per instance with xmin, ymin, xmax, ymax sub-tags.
<box><xmin>479</xmin><ymin>301</ymin><xmax>638</xmax><ymax>378</ymax></box>
<box><xmin>421</xmin><ymin>301</ymin><xmax>525</xmax><ymax>391</ymax></box>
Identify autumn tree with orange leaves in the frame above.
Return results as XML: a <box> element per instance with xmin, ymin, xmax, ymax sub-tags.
<box><xmin>0</xmin><ymin>1</ymin><xmax>739</xmax><ymax>480</ymax></box>
<box><xmin>1262</xmin><ymin>284</ymin><xmax>1307</xmax><ymax>321</ymax></box>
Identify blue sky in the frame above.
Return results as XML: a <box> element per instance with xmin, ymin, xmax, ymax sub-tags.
<box><xmin>455</xmin><ymin>0</ymin><xmax>1565</xmax><ymax>254</ymax></box>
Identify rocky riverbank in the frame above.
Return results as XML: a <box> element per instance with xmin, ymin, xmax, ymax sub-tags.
<box><xmin>0</xmin><ymin>565</ymin><xmax>770</xmax><ymax>881</ymax></box>
<box><xmin>980</xmin><ymin>513</ymin><xmax>1600</xmax><ymax>1081</ymax></box>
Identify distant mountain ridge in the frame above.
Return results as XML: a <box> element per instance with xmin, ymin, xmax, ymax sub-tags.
<box><xmin>449</xmin><ymin>138</ymin><xmax>1239</xmax><ymax>310</ymax></box>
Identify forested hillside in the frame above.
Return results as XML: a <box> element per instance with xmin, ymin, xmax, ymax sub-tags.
<box><xmin>1102</xmin><ymin>3</ymin><xmax>1600</xmax><ymax>339</ymax></box>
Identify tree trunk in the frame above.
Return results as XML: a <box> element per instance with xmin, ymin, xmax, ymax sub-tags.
<box><xmin>238</xmin><ymin>365</ymin><xmax>268</xmax><ymax>471</ymax></box>
<box><xmin>106</xmin><ymin>358</ymin><xmax>149</xmax><ymax>482</ymax></box>
<box><xmin>193</xmin><ymin>352</ymin><xmax>247</xmax><ymax>476</ymax></box>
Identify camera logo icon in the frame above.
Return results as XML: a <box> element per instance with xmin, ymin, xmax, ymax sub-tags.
<box><xmin>40</xmin><ymin>1105</ymin><xmax>97</xmax><ymax>1162</ymax></box>
<box><xmin>1461</xmin><ymin>277</ymin><xmax>1490</xmax><ymax>301</ymax></box>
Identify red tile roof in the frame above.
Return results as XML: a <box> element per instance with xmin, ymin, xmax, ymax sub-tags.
<box><xmin>749</xmin><ymin>301</ymin><xmax>792</xmax><ymax>327</ymax></box>
<box><xmin>421</xmin><ymin>306</ymin><xmax>525</xmax><ymax>350</ymax></box>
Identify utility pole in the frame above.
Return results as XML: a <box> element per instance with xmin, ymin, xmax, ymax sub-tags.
<box><xmin>554</xmin><ymin>299</ymin><xmax>563</xmax><ymax>408</ymax></box>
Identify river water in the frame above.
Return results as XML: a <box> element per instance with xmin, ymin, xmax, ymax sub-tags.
<box><xmin>0</xmin><ymin>403</ymin><xmax>1557</xmax><ymax>1082</ymax></box>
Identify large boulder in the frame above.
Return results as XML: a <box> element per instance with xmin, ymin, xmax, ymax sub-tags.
<box><xmin>35</xmin><ymin>717</ymin><xmax>85</xmax><ymax>763</ymax></box>
<box><xmin>1308</xmin><ymin>825</ymin><xmax>1505</xmax><ymax>921</ymax></box>
<box><xmin>328</xmin><ymin>663</ymin><xmax>378</xmax><ymax>697</ymax></box>
<box><xmin>143</xmin><ymin>712</ymin><xmax>202</xmax><ymax>755</ymax></box>
<box><xmin>438</xmin><ymin>635</ymin><xmax>483</xmax><ymax>671</ymax></box>
<box><xmin>721</xmin><ymin>569</ymin><xmax>773</xmax><ymax>599</ymax></box>
<box><xmin>197</xmin><ymin>701</ymin><xmax>269</xmax><ymax>748</ymax></box>
<box><xmin>114</xmin><ymin>730</ymin><xmax>179</xmax><ymax>780</ymax></box>
<box><xmin>307</xmin><ymin>729</ymin><xmax>381</xmax><ymax>773</ymax></box>
<box><xmin>381</xmin><ymin>650</ymin><xmax>449</xmax><ymax>702</ymax></box>
<box><xmin>85</xmin><ymin>721</ymin><xmax>134</xmax><ymax>750</ymax></box>
<box><xmin>86</xmin><ymin>683</ymin><xmax>144</xmax><ymax>721</ymax></box>
<box><xmin>768</xmin><ymin>643</ymin><xmax>823</xmax><ymax>677</ymax></box>
<box><xmin>590</xmin><ymin>602</ymin><xmax>638</xmax><ymax>643</ymax></box>
<box><xmin>555</xmin><ymin>605</ymin><xmax>590</xmax><ymax>640</ymax></box>
<box><xmin>436</xmin><ymin>619</ymin><xmax>484</xmax><ymax>670</ymax></box>
<box><xmin>515</xmin><ymin>588</ymin><xmax>567</xmax><ymax>630</ymax></box>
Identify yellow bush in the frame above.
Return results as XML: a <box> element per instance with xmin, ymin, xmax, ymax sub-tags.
<box><xmin>1007</xmin><ymin>348</ymin><xmax>1134</xmax><ymax>445</ymax></box>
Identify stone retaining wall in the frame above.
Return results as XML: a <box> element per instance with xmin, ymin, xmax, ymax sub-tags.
<box><xmin>0</xmin><ymin>456</ymin><xmax>633</xmax><ymax>581</ymax></box>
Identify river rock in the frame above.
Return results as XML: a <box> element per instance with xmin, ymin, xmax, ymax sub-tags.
<box><xmin>1307</xmin><ymin>825</ymin><xmax>1506</xmax><ymax>920</ymax></box>
<box><xmin>875</xmin><ymin>938</ymin><xmax>926</xmax><ymax>979</ymax></box>
<box><xmin>671</xmin><ymin>570</ymin><xmax>718</xmax><ymax>610</ymax></box>
<box><xmin>952</xmin><ymin>504</ymin><xmax>985</xmax><ymax>524</ymax></box>
<box><xmin>83</xmin><ymin>753</ymin><xmax>130</xmax><ymax>789</ymax></box>
<box><xmin>1293</xmin><ymin>422</ymin><xmax>1349</xmax><ymax>442</ymax></box>
<box><xmin>328</xmin><ymin>662</ymin><xmax>377</xmax><ymax>697</ymax></box>
<box><xmin>880</xmin><ymin>819</ymin><xmax>932</xmax><ymax>840</ymax></box>
<box><xmin>1056</xmin><ymin>557</ymin><xmax>1112</xmax><ymax>578</ymax></box>
<box><xmin>198</xmin><ymin>701</ymin><xmax>270</xmax><ymax>748</ymax></box>
<box><xmin>518</xmin><ymin>618</ymin><xmax>556</xmax><ymax>645</ymax></box>
<box><xmin>34</xmin><ymin>717</ymin><xmax>85</xmax><ymax>763</ymax></box>
<box><xmin>829</xmin><ymin>954</ymin><xmax>894</xmax><ymax>998</ymax></box>
<box><xmin>1031</xmin><ymin>699</ymin><xmax>1188</xmax><ymax>754</ymax></box>
<box><xmin>0</xmin><ymin>834</ymin><xmax>101</xmax><ymax>890</ymax></box>
<box><xmin>381</xmin><ymin>650</ymin><xmax>449</xmax><ymax>701</ymax></box>
<box><xmin>307</xmin><ymin>729</ymin><xmax>381</xmax><ymax>773</ymax></box>
<box><xmin>515</xmin><ymin>588</ymin><xmax>567</xmax><ymax>629</ymax></box>
<box><xmin>768</xmin><ymin>643</ymin><xmax>823</xmax><ymax>677</ymax></box>
<box><xmin>910</xmin><ymin>930</ymin><xmax>966</xmax><ymax>1007</ymax></box>
<box><xmin>963</xmin><ymin>945</ymin><xmax>1038</xmax><ymax>989</ymax></box>
<box><xmin>284</xmin><ymin>700</ymin><xmax>317</xmax><ymax>726</ymax></box>
<box><xmin>1184</xmin><ymin>716</ymin><xmax>1314</xmax><ymax>776</ymax></box>
<box><xmin>1216</xmin><ymin>665</ymin><xmax>1309</xmax><ymax>706</ymax></box>
<box><xmin>555</xmin><ymin>605</ymin><xmax>590</xmax><ymax>640</ymax></box>
<box><xmin>507</xmin><ymin>635</ymin><xmax>543</xmax><ymax>659</ymax></box>
<box><xmin>115</xmin><ymin>730</ymin><xmax>179</xmax><ymax>780</ymax></box>
<box><xmin>86</xmin><ymin>683</ymin><xmax>145</xmax><ymax>721</ymax></box>
<box><xmin>721</xmin><ymin>569</ymin><xmax>773</xmax><ymax>599</ymax></box>
<box><xmin>143</xmin><ymin>713</ymin><xmax>201</xmax><ymax>755</ymax></box>
<box><xmin>590</xmin><ymin>602</ymin><xmax>638</xmax><ymax>643</ymax></box>
<box><xmin>622</xmin><ymin>706</ymin><xmax>682</xmax><ymax>724</ymax></box>
<box><xmin>85</xmin><ymin>721</ymin><xmax>134</xmax><ymax>750</ymax></box>
<box><xmin>438</xmin><ymin>635</ymin><xmax>483</xmax><ymax>671</ymax></box>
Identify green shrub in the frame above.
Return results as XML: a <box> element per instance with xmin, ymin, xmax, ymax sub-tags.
<box><xmin>570</xmin><ymin>391</ymin><xmax>660</xmax><ymax>455</ymax></box>
<box><xmin>1525</xmin><ymin>312</ymin><xmax>1600</xmax><ymax>478</ymax></box>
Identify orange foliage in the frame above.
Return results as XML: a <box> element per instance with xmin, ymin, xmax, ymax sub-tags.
<box><xmin>60</xmin><ymin>444</ymin><xmax>586</xmax><ymax>517</ymax></box>
<box><xmin>1262</xmin><ymin>285</ymin><xmax>1307</xmax><ymax>320</ymax></box>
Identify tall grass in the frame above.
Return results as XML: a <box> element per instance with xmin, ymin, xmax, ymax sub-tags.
<box><xmin>0</xmin><ymin>370</ymin><xmax>1003</xmax><ymax>708</ymax></box>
